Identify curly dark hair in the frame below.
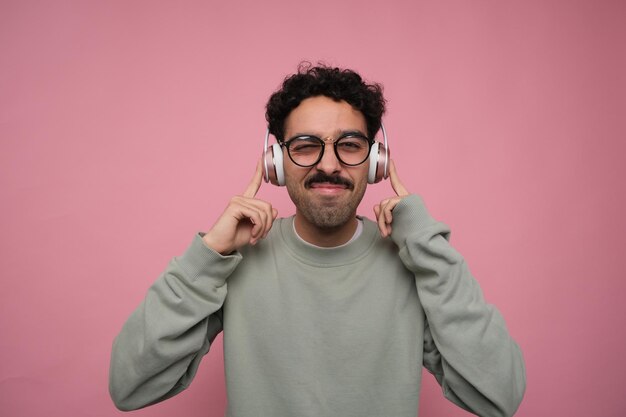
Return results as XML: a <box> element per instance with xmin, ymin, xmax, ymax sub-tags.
<box><xmin>265</xmin><ymin>62</ymin><xmax>386</xmax><ymax>142</ymax></box>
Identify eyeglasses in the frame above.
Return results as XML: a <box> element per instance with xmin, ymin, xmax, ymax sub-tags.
<box><xmin>282</xmin><ymin>133</ymin><xmax>372</xmax><ymax>167</ymax></box>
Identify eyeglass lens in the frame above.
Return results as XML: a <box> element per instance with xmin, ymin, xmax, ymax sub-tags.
<box><xmin>287</xmin><ymin>135</ymin><xmax>370</xmax><ymax>167</ymax></box>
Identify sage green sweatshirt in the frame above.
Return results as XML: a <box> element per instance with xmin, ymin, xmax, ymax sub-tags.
<box><xmin>109</xmin><ymin>195</ymin><xmax>525</xmax><ymax>416</ymax></box>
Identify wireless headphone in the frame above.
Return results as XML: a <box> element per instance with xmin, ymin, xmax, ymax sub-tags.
<box><xmin>263</xmin><ymin>123</ymin><xmax>390</xmax><ymax>186</ymax></box>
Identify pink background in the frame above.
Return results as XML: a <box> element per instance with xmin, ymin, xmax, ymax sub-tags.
<box><xmin>2</xmin><ymin>1</ymin><xmax>625</xmax><ymax>416</ymax></box>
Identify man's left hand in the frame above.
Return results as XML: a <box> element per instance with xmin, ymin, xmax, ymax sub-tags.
<box><xmin>373</xmin><ymin>159</ymin><xmax>409</xmax><ymax>238</ymax></box>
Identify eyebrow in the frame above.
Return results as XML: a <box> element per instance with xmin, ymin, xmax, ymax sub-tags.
<box><xmin>287</xmin><ymin>129</ymin><xmax>368</xmax><ymax>140</ymax></box>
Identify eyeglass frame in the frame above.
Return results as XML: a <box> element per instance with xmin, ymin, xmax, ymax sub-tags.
<box><xmin>262</xmin><ymin>122</ymin><xmax>389</xmax><ymax>185</ymax></box>
<box><xmin>280</xmin><ymin>132</ymin><xmax>374</xmax><ymax>167</ymax></box>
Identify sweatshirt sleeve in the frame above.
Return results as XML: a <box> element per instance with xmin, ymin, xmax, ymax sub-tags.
<box><xmin>109</xmin><ymin>234</ymin><xmax>242</xmax><ymax>411</ymax></box>
<box><xmin>390</xmin><ymin>195</ymin><xmax>526</xmax><ymax>417</ymax></box>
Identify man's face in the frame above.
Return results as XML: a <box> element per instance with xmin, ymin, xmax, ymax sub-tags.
<box><xmin>283</xmin><ymin>95</ymin><xmax>370</xmax><ymax>230</ymax></box>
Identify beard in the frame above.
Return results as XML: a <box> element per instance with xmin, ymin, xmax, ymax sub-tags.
<box><xmin>286</xmin><ymin>172</ymin><xmax>367</xmax><ymax>230</ymax></box>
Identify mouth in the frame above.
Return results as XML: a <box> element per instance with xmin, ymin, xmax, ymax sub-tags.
<box><xmin>309</xmin><ymin>182</ymin><xmax>349</xmax><ymax>192</ymax></box>
<box><xmin>308</xmin><ymin>183</ymin><xmax>349</xmax><ymax>197</ymax></box>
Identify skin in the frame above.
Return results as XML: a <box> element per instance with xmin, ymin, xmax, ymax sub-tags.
<box><xmin>202</xmin><ymin>96</ymin><xmax>409</xmax><ymax>254</ymax></box>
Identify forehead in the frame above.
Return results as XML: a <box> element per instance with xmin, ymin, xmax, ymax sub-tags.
<box><xmin>284</xmin><ymin>96</ymin><xmax>367</xmax><ymax>137</ymax></box>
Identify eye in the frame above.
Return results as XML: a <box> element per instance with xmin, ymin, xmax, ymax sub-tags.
<box><xmin>337</xmin><ymin>136</ymin><xmax>368</xmax><ymax>152</ymax></box>
<box><xmin>289</xmin><ymin>137</ymin><xmax>322</xmax><ymax>153</ymax></box>
<box><xmin>292</xmin><ymin>143</ymin><xmax>318</xmax><ymax>152</ymax></box>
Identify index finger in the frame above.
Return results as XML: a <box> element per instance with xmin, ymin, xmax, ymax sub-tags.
<box><xmin>243</xmin><ymin>158</ymin><xmax>264</xmax><ymax>198</ymax></box>
<box><xmin>388</xmin><ymin>159</ymin><xmax>409</xmax><ymax>197</ymax></box>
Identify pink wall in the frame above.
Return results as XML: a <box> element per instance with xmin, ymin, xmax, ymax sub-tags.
<box><xmin>2</xmin><ymin>1</ymin><xmax>625</xmax><ymax>416</ymax></box>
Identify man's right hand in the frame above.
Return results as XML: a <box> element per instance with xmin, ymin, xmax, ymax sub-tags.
<box><xmin>202</xmin><ymin>159</ymin><xmax>278</xmax><ymax>255</ymax></box>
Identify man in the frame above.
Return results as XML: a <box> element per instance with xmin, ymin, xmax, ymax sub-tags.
<box><xmin>109</xmin><ymin>64</ymin><xmax>526</xmax><ymax>417</ymax></box>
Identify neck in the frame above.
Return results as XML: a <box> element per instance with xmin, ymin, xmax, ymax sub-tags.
<box><xmin>293</xmin><ymin>212</ymin><xmax>358</xmax><ymax>248</ymax></box>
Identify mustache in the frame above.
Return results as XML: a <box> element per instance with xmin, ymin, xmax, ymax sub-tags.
<box><xmin>305</xmin><ymin>173</ymin><xmax>354</xmax><ymax>190</ymax></box>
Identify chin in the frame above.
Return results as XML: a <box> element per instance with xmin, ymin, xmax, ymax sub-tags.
<box><xmin>305</xmin><ymin>207</ymin><xmax>355</xmax><ymax>229</ymax></box>
<box><xmin>297</xmin><ymin>193</ymin><xmax>363</xmax><ymax>230</ymax></box>
<box><xmin>287</xmin><ymin>178</ymin><xmax>367</xmax><ymax>230</ymax></box>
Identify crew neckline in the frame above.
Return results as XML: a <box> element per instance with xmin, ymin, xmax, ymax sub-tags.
<box><xmin>292</xmin><ymin>218</ymin><xmax>364</xmax><ymax>249</ymax></box>
<box><xmin>278</xmin><ymin>216</ymin><xmax>378</xmax><ymax>267</ymax></box>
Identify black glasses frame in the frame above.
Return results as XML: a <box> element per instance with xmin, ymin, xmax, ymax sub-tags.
<box><xmin>282</xmin><ymin>133</ymin><xmax>373</xmax><ymax>167</ymax></box>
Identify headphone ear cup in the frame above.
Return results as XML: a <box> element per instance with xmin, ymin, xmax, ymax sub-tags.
<box><xmin>264</xmin><ymin>143</ymin><xmax>285</xmax><ymax>186</ymax></box>
<box><xmin>368</xmin><ymin>142</ymin><xmax>379</xmax><ymax>184</ymax></box>
<box><xmin>272</xmin><ymin>143</ymin><xmax>285</xmax><ymax>186</ymax></box>
<box><xmin>368</xmin><ymin>141</ymin><xmax>390</xmax><ymax>184</ymax></box>
<box><xmin>377</xmin><ymin>142</ymin><xmax>389</xmax><ymax>182</ymax></box>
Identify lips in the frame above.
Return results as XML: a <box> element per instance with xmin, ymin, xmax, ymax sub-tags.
<box><xmin>310</xmin><ymin>182</ymin><xmax>347</xmax><ymax>189</ymax></box>
<box><xmin>308</xmin><ymin>182</ymin><xmax>349</xmax><ymax>196</ymax></box>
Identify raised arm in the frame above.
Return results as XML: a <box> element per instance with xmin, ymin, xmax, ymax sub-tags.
<box><xmin>377</xmin><ymin>161</ymin><xmax>526</xmax><ymax>416</ymax></box>
<box><xmin>109</xmin><ymin>160</ymin><xmax>277</xmax><ymax>410</ymax></box>
<box><xmin>109</xmin><ymin>239</ymin><xmax>237</xmax><ymax>410</ymax></box>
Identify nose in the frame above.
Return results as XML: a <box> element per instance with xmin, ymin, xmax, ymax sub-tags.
<box><xmin>315</xmin><ymin>141</ymin><xmax>342</xmax><ymax>175</ymax></box>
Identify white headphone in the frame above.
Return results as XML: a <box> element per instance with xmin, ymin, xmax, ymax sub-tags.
<box><xmin>263</xmin><ymin>123</ymin><xmax>390</xmax><ymax>186</ymax></box>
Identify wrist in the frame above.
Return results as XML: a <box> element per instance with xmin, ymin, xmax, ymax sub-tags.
<box><xmin>390</xmin><ymin>195</ymin><xmax>440</xmax><ymax>245</ymax></box>
<box><xmin>201</xmin><ymin>232</ymin><xmax>232</xmax><ymax>255</ymax></box>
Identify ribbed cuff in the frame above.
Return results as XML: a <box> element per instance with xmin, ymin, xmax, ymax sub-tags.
<box><xmin>176</xmin><ymin>233</ymin><xmax>242</xmax><ymax>284</ymax></box>
<box><xmin>390</xmin><ymin>194</ymin><xmax>445</xmax><ymax>247</ymax></box>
